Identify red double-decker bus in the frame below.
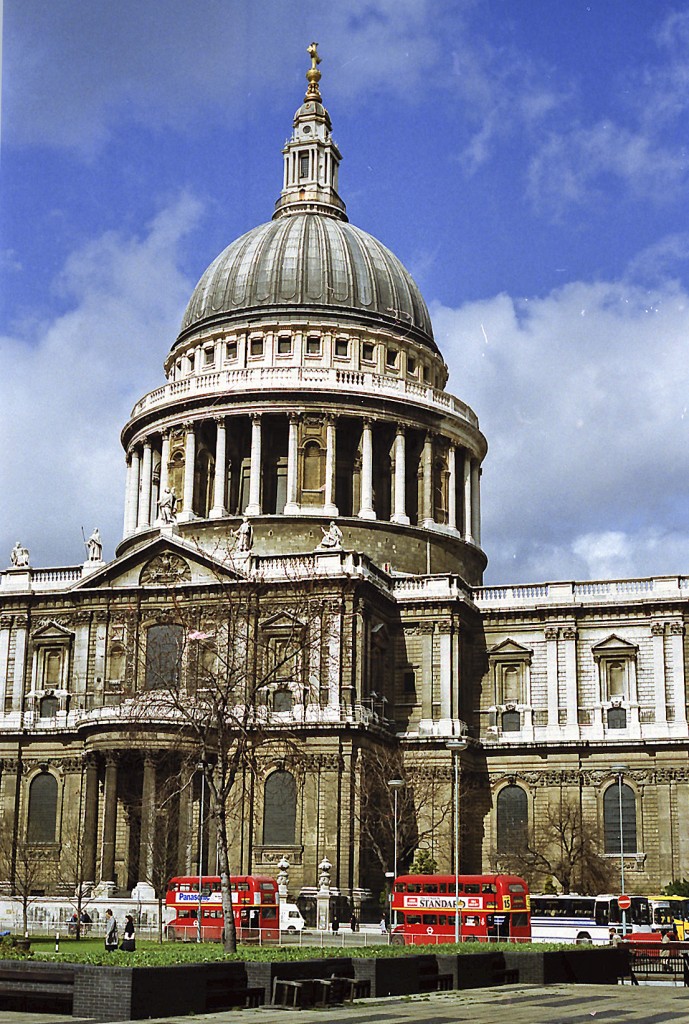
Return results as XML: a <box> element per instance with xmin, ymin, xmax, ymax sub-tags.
<box><xmin>165</xmin><ymin>875</ymin><xmax>279</xmax><ymax>942</ymax></box>
<box><xmin>391</xmin><ymin>873</ymin><xmax>531</xmax><ymax>944</ymax></box>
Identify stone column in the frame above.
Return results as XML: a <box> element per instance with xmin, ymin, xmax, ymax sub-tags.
<box><xmin>545</xmin><ymin>627</ymin><xmax>560</xmax><ymax>730</ymax></box>
<box><xmin>99</xmin><ymin>756</ymin><xmax>118</xmax><ymax>890</ymax></box>
<box><xmin>177</xmin><ymin>763</ymin><xmax>194</xmax><ymax>875</ymax></box>
<box><xmin>391</xmin><ymin>428</ymin><xmax>410</xmax><ymax>525</ymax></box>
<box><xmin>284</xmin><ymin>414</ymin><xmax>300</xmax><ymax>514</ymax></box>
<box><xmin>471</xmin><ymin>460</ymin><xmax>481</xmax><ymax>546</ymax></box>
<box><xmin>670</xmin><ymin>622</ymin><xmax>687</xmax><ymax>726</ymax></box>
<box><xmin>159</xmin><ymin>431</ymin><xmax>170</xmax><ymax>501</ymax></box>
<box><xmin>421</xmin><ymin>433</ymin><xmax>434</xmax><ymax>526</ymax></box>
<box><xmin>180</xmin><ymin>423</ymin><xmax>196</xmax><ymax>520</ymax></box>
<box><xmin>124</xmin><ymin>448</ymin><xmax>141</xmax><ymax>537</ymax></box>
<box><xmin>463</xmin><ymin>451</ymin><xmax>473</xmax><ymax>542</ymax></box>
<box><xmin>358</xmin><ymin>420</ymin><xmax>375</xmax><ymax>520</ymax></box>
<box><xmin>246</xmin><ymin>413</ymin><xmax>262</xmax><ymax>515</ymax></box>
<box><xmin>447</xmin><ymin>445</ymin><xmax>458</xmax><ymax>531</ymax></box>
<box><xmin>137</xmin><ymin>438</ymin><xmax>153</xmax><ymax>529</ymax></box>
<box><xmin>0</xmin><ymin>615</ymin><xmax>12</xmax><ymax>713</ymax></box>
<box><xmin>11</xmin><ymin>616</ymin><xmax>27</xmax><ymax>713</ymax></box>
<box><xmin>651</xmin><ymin>622</ymin><xmax>668</xmax><ymax>726</ymax></box>
<box><xmin>210</xmin><ymin>417</ymin><xmax>228</xmax><ymax>519</ymax></box>
<box><xmin>324</xmin><ymin>416</ymin><xmax>338</xmax><ymax>516</ymax></box>
<box><xmin>81</xmin><ymin>756</ymin><xmax>99</xmax><ymax>887</ymax></box>
<box><xmin>562</xmin><ymin>626</ymin><xmax>579</xmax><ymax>739</ymax></box>
<box><xmin>137</xmin><ymin>757</ymin><xmax>157</xmax><ymax>895</ymax></box>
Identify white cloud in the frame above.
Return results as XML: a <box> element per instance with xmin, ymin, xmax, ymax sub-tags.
<box><xmin>433</xmin><ymin>273</ymin><xmax>689</xmax><ymax>584</ymax></box>
<box><xmin>0</xmin><ymin>194</ymin><xmax>202</xmax><ymax>567</ymax></box>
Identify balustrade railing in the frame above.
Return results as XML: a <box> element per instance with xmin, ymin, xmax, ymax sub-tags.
<box><xmin>129</xmin><ymin>365</ymin><xmax>479</xmax><ymax>426</ymax></box>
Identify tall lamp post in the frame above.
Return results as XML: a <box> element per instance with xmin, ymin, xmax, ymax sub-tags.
<box><xmin>447</xmin><ymin>738</ymin><xmax>468</xmax><ymax>944</ymax></box>
<box><xmin>387</xmin><ymin>779</ymin><xmax>405</xmax><ymax>927</ymax></box>
<box><xmin>196</xmin><ymin>763</ymin><xmax>206</xmax><ymax>943</ymax></box>
<box><xmin>611</xmin><ymin>765</ymin><xmax>628</xmax><ymax>937</ymax></box>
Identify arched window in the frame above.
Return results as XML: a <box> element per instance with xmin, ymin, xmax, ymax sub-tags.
<box><xmin>496</xmin><ymin>785</ymin><xmax>528</xmax><ymax>853</ymax></box>
<box><xmin>39</xmin><ymin>695</ymin><xmax>59</xmax><ymax>718</ymax></box>
<box><xmin>263</xmin><ymin>771</ymin><xmax>297</xmax><ymax>845</ymax></box>
<box><xmin>301</xmin><ymin>441</ymin><xmax>324</xmax><ymax>505</ymax></box>
<box><xmin>604</xmin><ymin>782</ymin><xmax>636</xmax><ymax>854</ymax></box>
<box><xmin>27</xmin><ymin>773</ymin><xmax>58</xmax><ymax>843</ymax></box>
<box><xmin>145</xmin><ymin>624</ymin><xmax>184</xmax><ymax>690</ymax></box>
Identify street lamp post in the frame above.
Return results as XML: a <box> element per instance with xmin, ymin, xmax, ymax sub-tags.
<box><xmin>611</xmin><ymin>765</ymin><xmax>628</xmax><ymax>937</ymax></box>
<box><xmin>447</xmin><ymin>738</ymin><xmax>468</xmax><ymax>944</ymax></box>
<box><xmin>197</xmin><ymin>764</ymin><xmax>206</xmax><ymax>943</ymax></box>
<box><xmin>387</xmin><ymin>779</ymin><xmax>405</xmax><ymax>927</ymax></box>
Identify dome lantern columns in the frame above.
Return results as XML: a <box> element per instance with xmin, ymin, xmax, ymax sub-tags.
<box><xmin>122</xmin><ymin>411</ymin><xmax>483</xmax><ymax>548</ymax></box>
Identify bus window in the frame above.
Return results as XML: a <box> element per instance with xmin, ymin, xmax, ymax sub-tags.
<box><xmin>423</xmin><ymin>883</ymin><xmax>438</xmax><ymax>893</ymax></box>
<box><xmin>483</xmin><ymin>883</ymin><xmax>497</xmax><ymax>894</ymax></box>
<box><xmin>407</xmin><ymin>915</ymin><xmax>422</xmax><ymax>925</ymax></box>
<box><xmin>423</xmin><ymin>915</ymin><xmax>437</xmax><ymax>925</ymax></box>
<box><xmin>465</xmin><ymin>884</ymin><xmax>480</xmax><ymax>894</ymax></box>
<box><xmin>407</xmin><ymin>884</ymin><xmax>421</xmax><ymax>893</ymax></box>
<box><xmin>508</xmin><ymin>883</ymin><xmax>524</xmax><ymax>893</ymax></box>
<box><xmin>439</xmin><ymin>883</ymin><xmax>447</xmax><ymax>893</ymax></box>
<box><xmin>511</xmin><ymin>913</ymin><xmax>528</xmax><ymax>929</ymax></box>
<box><xmin>395</xmin><ymin>883</ymin><xmax>406</xmax><ymax>892</ymax></box>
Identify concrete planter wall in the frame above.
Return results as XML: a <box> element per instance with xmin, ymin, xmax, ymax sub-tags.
<box><xmin>0</xmin><ymin>947</ymin><xmax>630</xmax><ymax>1020</ymax></box>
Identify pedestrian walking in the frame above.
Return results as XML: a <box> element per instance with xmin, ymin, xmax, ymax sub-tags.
<box><xmin>104</xmin><ymin>909</ymin><xmax>118</xmax><ymax>952</ymax></box>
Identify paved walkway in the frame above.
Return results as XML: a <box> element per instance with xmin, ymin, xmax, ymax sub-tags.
<box><xmin>3</xmin><ymin>983</ymin><xmax>689</xmax><ymax>1024</ymax></box>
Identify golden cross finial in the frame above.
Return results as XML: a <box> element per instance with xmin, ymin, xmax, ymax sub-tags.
<box><xmin>305</xmin><ymin>42</ymin><xmax>322</xmax><ymax>102</ymax></box>
<box><xmin>307</xmin><ymin>42</ymin><xmax>321</xmax><ymax>70</ymax></box>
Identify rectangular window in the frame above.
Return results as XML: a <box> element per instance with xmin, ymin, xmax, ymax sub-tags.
<box><xmin>226</xmin><ymin>339</ymin><xmax>238</xmax><ymax>360</ymax></box>
<box><xmin>386</xmin><ymin>348</ymin><xmax>398</xmax><ymax>368</ymax></box>
<box><xmin>188</xmin><ymin>353</ymin><xmax>195</xmax><ymax>372</ymax></box>
<box><xmin>407</xmin><ymin>356</ymin><xmax>416</xmax><ymax>375</ymax></box>
<box><xmin>334</xmin><ymin>338</ymin><xmax>349</xmax><ymax>358</ymax></box>
<box><xmin>306</xmin><ymin>335</ymin><xmax>321</xmax><ymax>355</ymax></box>
<box><xmin>204</xmin><ymin>347</ymin><xmax>215</xmax><ymax>366</ymax></box>
<box><xmin>403</xmin><ymin>669</ymin><xmax>416</xmax><ymax>694</ymax></box>
<box><xmin>299</xmin><ymin>152</ymin><xmax>309</xmax><ymax>178</ymax></box>
<box><xmin>362</xmin><ymin>342</ymin><xmax>375</xmax><ymax>362</ymax></box>
<box><xmin>277</xmin><ymin>335</ymin><xmax>292</xmax><ymax>355</ymax></box>
<box><xmin>250</xmin><ymin>337</ymin><xmax>264</xmax><ymax>357</ymax></box>
<box><xmin>423</xmin><ymin>365</ymin><xmax>430</xmax><ymax>383</ymax></box>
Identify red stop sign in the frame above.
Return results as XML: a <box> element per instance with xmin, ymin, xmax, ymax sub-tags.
<box><xmin>618</xmin><ymin>894</ymin><xmax>631</xmax><ymax>910</ymax></box>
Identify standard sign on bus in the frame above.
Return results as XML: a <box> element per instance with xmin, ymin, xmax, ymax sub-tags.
<box><xmin>403</xmin><ymin>895</ymin><xmax>482</xmax><ymax>910</ymax></box>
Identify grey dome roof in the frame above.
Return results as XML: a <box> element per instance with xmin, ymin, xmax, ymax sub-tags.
<box><xmin>178</xmin><ymin>214</ymin><xmax>435</xmax><ymax>348</ymax></box>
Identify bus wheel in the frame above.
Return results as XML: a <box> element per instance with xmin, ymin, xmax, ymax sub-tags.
<box><xmin>576</xmin><ymin>933</ymin><xmax>592</xmax><ymax>944</ymax></box>
<box><xmin>167</xmin><ymin>928</ymin><xmax>176</xmax><ymax>942</ymax></box>
<box><xmin>391</xmin><ymin>933</ymin><xmax>405</xmax><ymax>946</ymax></box>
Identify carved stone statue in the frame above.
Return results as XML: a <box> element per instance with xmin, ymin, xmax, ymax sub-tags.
<box><xmin>10</xmin><ymin>541</ymin><xmax>30</xmax><ymax>568</ymax></box>
<box><xmin>158</xmin><ymin>487</ymin><xmax>177</xmax><ymax>525</ymax></box>
<box><xmin>233</xmin><ymin>516</ymin><xmax>253</xmax><ymax>551</ymax></box>
<box><xmin>86</xmin><ymin>528</ymin><xmax>102</xmax><ymax>561</ymax></box>
<box><xmin>319</xmin><ymin>521</ymin><xmax>343</xmax><ymax>549</ymax></box>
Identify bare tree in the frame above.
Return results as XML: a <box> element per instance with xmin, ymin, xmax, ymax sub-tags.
<box><xmin>495</xmin><ymin>797</ymin><xmax>615</xmax><ymax>894</ymax></box>
<box><xmin>0</xmin><ymin>832</ymin><xmax>49</xmax><ymax>936</ymax></box>
<box><xmin>356</xmin><ymin>748</ymin><xmax>452</xmax><ymax>881</ymax></box>
<box><xmin>129</xmin><ymin>547</ymin><xmax>332</xmax><ymax>952</ymax></box>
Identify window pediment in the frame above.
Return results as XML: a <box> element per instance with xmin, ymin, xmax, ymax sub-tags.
<box><xmin>488</xmin><ymin>639</ymin><xmax>533</xmax><ymax>663</ymax></box>
<box><xmin>31</xmin><ymin>622</ymin><xmax>74</xmax><ymax>643</ymax></box>
<box><xmin>592</xmin><ymin>634</ymin><xmax>638</xmax><ymax>661</ymax></box>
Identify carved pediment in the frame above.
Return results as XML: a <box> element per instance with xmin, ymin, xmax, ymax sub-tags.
<box><xmin>140</xmin><ymin>553</ymin><xmax>191</xmax><ymax>587</ymax></box>
<box><xmin>31</xmin><ymin>621</ymin><xmax>75</xmax><ymax>642</ymax></box>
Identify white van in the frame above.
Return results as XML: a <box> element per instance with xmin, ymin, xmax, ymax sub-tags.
<box><xmin>280</xmin><ymin>902</ymin><xmax>305</xmax><ymax>933</ymax></box>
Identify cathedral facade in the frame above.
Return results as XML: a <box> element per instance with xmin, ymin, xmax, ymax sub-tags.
<box><xmin>1</xmin><ymin>49</ymin><xmax>687</xmax><ymax>907</ymax></box>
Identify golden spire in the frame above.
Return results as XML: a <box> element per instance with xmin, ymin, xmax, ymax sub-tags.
<box><xmin>305</xmin><ymin>41</ymin><xmax>322</xmax><ymax>102</ymax></box>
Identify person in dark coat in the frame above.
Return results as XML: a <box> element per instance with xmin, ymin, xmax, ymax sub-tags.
<box><xmin>121</xmin><ymin>914</ymin><xmax>136</xmax><ymax>952</ymax></box>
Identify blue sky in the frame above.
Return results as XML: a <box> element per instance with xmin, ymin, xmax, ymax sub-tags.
<box><xmin>2</xmin><ymin>0</ymin><xmax>689</xmax><ymax>584</ymax></box>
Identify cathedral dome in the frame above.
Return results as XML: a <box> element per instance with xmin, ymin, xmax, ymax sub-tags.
<box><xmin>178</xmin><ymin>214</ymin><xmax>436</xmax><ymax>349</ymax></box>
